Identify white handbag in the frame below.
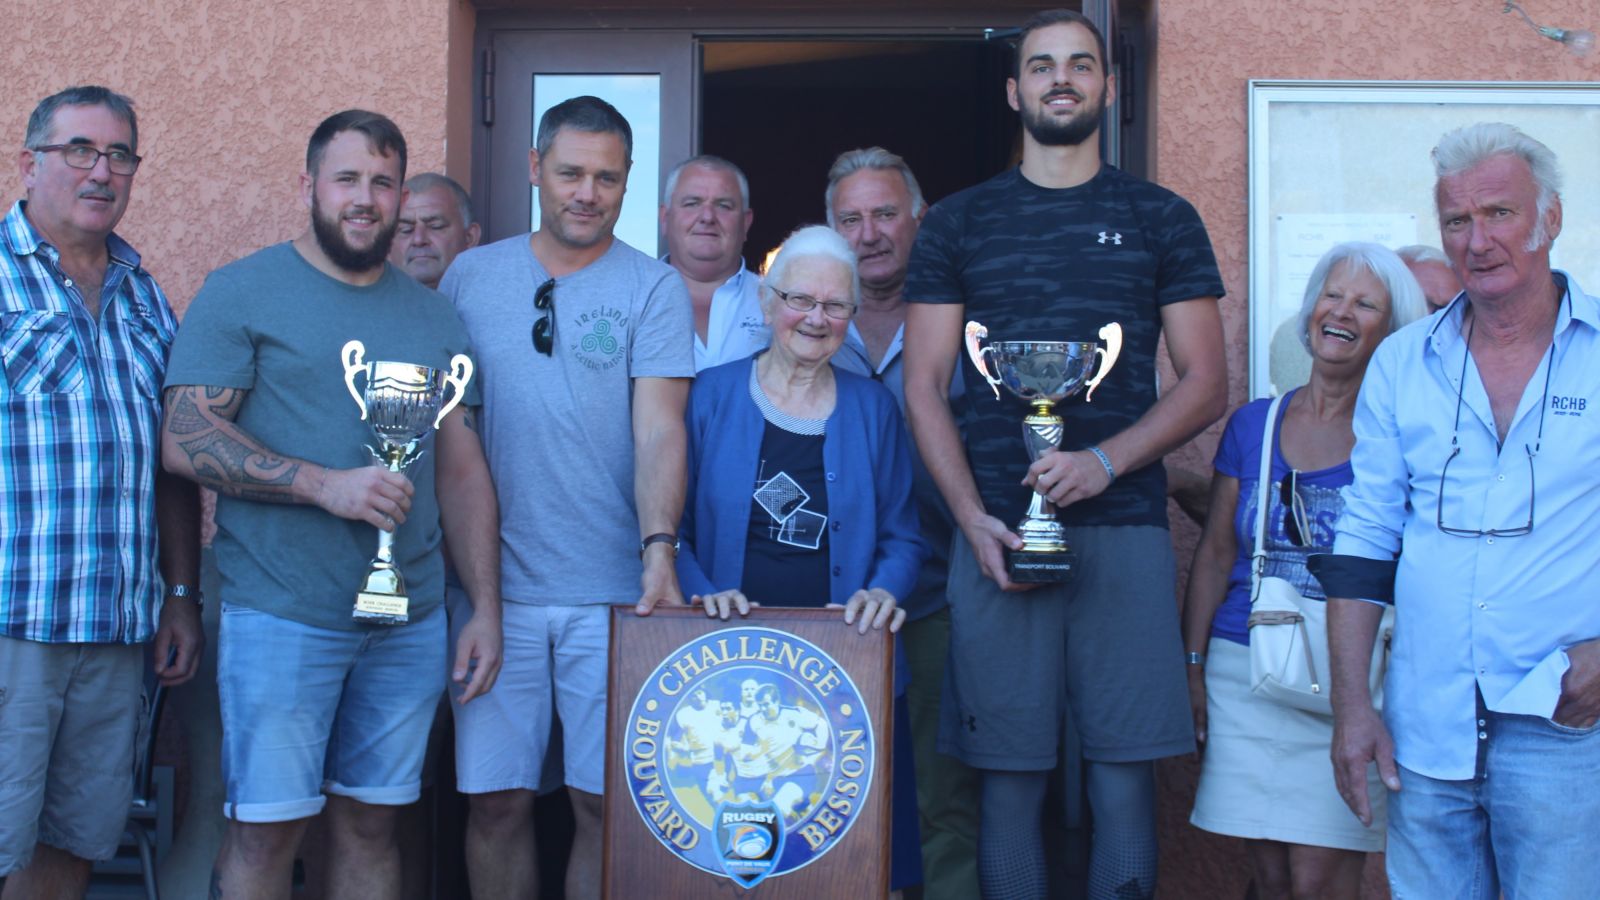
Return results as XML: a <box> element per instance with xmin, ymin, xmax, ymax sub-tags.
<box><xmin>1246</xmin><ymin>393</ymin><xmax>1394</xmax><ymax>716</ymax></box>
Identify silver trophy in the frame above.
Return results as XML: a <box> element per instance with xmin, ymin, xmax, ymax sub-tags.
<box><xmin>965</xmin><ymin>321</ymin><xmax>1122</xmax><ymax>583</ymax></box>
<box><xmin>340</xmin><ymin>339</ymin><xmax>473</xmax><ymax>625</ymax></box>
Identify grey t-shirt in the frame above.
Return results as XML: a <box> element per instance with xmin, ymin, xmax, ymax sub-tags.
<box><xmin>440</xmin><ymin>234</ymin><xmax>693</xmax><ymax>606</ymax></box>
<box><xmin>165</xmin><ymin>242</ymin><xmax>479</xmax><ymax>630</ymax></box>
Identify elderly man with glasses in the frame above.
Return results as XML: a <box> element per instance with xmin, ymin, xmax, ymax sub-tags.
<box><xmin>0</xmin><ymin>85</ymin><xmax>203</xmax><ymax>900</ymax></box>
<box><xmin>436</xmin><ymin>95</ymin><xmax>692</xmax><ymax>899</ymax></box>
<box><xmin>1322</xmin><ymin>122</ymin><xmax>1600</xmax><ymax>898</ymax></box>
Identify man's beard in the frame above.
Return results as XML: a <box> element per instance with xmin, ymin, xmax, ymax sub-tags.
<box><xmin>312</xmin><ymin>194</ymin><xmax>399</xmax><ymax>273</ymax></box>
<box><xmin>1020</xmin><ymin>86</ymin><xmax>1106</xmax><ymax>147</ymax></box>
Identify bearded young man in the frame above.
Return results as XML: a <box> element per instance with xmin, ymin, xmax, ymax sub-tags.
<box><xmin>160</xmin><ymin>109</ymin><xmax>502</xmax><ymax>900</ymax></box>
<box><xmin>902</xmin><ymin>9</ymin><xmax>1227</xmax><ymax>899</ymax></box>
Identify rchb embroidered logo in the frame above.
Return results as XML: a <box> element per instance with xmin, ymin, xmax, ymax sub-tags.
<box><xmin>571</xmin><ymin>306</ymin><xmax>627</xmax><ymax>371</ymax></box>
<box><xmin>623</xmin><ymin>627</ymin><xmax>875</xmax><ymax>888</ymax></box>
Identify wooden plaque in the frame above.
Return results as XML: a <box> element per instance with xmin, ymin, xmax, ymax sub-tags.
<box><xmin>602</xmin><ymin>606</ymin><xmax>893</xmax><ymax>898</ymax></box>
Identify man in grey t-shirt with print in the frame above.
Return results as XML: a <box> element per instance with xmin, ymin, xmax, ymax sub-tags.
<box><xmin>439</xmin><ymin>95</ymin><xmax>693</xmax><ymax>898</ymax></box>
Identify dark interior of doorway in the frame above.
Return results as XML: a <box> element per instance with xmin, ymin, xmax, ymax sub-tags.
<box><xmin>700</xmin><ymin>40</ymin><xmax>1016</xmax><ymax>269</ymax></box>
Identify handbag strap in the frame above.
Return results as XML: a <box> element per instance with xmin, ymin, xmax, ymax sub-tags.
<box><xmin>1252</xmin><ymin>393</ymin><xmax>1286</xmax><ymax>588</ymax></box>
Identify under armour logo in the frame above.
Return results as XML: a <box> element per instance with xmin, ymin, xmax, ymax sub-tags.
<box><xmin>1098</xmin><ymin>231</ymin><xmax>1123</xmax><ymax>245</ymax></box>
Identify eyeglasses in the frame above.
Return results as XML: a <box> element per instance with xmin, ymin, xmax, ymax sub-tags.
<box><xmin>33</xmin><ymin>144</ymin><xmax>141</xmax><ymax>176</ymax></box>
<box><xmin>1434</xmin><ymin>313</ymin><xmax>1551</xmax><ymax>539</ymax></box>
<box><xmin>1436</xmin><ymin>443</ymin><xmax>1536</xmax><ymax>538</ymax></box>
<box><xmin>1280</xmin><ymin>470</ymin><xmax>1310</xmax><ymax>547</ymax></box>
<box><xmin>770</xmin><ymin>286</ymin><xmax>855</xmax><ymax>321</ymax></box>
<box><xmin>532</xmin><ymin>278</ymin><xmax>555</xmax><ymax>356</ymax></box>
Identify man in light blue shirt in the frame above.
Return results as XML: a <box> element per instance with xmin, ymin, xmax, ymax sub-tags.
<box><xmin>1324</xmin><ymin>122</ymin><xmax>1600</xmax><ymax>898</ymax></box>
<box><xmin>660</xmin><ymin>155</ymin><xmax>767</xmax><ymax>371</ymax></box>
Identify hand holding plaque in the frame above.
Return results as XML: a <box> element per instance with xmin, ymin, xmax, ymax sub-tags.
<box><xmin>340</xmin><ymin>339</ymin><xmax>473</xmax><ymax>625</ymax></box>
<box><xmin>964</xmin><ymin>321</ymin><xmax>1122</xmax><ymax>584</ymax></box>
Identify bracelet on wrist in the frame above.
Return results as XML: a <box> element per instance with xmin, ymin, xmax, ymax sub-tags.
<box><xmin>1185</xmin><ymin>651</ymin><xmax>1206</xmax><ymax>666</ymax></box>
<box><xmin>1088</xmin><ymin>445</ymin><xmax>1116</xmax><ymax>483</ymax></box>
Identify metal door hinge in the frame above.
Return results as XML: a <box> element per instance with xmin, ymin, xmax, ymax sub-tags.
<box><xmin>481</xmin><ymin>47</ymin><xmax>495</xmax><ymax>127</ymax></box>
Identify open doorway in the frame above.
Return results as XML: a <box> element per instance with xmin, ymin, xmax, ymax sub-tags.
<box><xmin>699</xmin><ymin>40</ymin><xmax>1016</xmax><ymax>267</ymax></box>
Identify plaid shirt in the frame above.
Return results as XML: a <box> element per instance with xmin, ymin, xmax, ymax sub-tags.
<box><xmin>0</xmin><ymin>201</ymin><xmax>176</xmax><ymax>644</ymax></box>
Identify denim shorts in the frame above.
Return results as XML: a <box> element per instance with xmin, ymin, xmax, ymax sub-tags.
<box><xmin>218</xmin><ymin>603</ymin><xmax>446</xmax><ymax>822</ymax></box>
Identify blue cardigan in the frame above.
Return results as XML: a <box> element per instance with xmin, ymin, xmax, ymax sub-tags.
<box><xmin>676</xmin><ymin>355</ymin><xmax>928</xmax><ymax>616</ymax></box>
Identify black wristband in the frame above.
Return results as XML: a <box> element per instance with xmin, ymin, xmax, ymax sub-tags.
<box><xmin>640</xmin><ymin>533</ymin><xmax>679</xmax><ymax>558</ymax></box>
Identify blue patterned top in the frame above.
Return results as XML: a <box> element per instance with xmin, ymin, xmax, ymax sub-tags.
<box><xmin>1211</xmin><ymin>389</ymin><xmax>1352</xmax><ymax>646</ymax></box>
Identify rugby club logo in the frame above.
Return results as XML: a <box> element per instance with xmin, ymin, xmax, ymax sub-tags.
<box><xmin>623</xmin><ymin>627</ymin><xmax>875</xmax><ymax>888</ymax></box>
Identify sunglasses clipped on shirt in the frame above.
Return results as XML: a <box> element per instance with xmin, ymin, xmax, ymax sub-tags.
<box><xmin>532</xmin><ymin>277</ymin><xmax>555</xmax><ymax>356</ymax></box>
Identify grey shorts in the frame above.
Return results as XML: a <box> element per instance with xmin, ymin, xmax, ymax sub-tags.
<box><xmin>0</xmin><ymin>636</ymin><xmax>142</xmax><ymax>872</ymax></box>
<box><xmin>447</xmin><ymin>590</ymin><xmax>609</xmax><ymax>795</ymax></box>
<box><xmin>938</xmin><ymin>525</ymin><xmax>1194</xmax><ymax>770</ymax></box>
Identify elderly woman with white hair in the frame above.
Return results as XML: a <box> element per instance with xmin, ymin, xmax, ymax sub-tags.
<box><xmin>1181</xmin><ymin>242</ymin><xmax>1428</xmax><ymax>899</ymax></box>
<box><xmin>675</xmin><ymin>224</ymin><xmax>927</xmax><ymax>894</ymax></box>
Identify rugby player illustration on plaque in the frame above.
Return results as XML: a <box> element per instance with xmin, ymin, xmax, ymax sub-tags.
<box><xmin>623</xmin><ymin>626</ymin><xmax>876</xmax><ymax>888</ymax></box>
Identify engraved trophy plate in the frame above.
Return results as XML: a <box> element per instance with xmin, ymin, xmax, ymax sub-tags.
<box><xmin>965</xmin><ymin>321</ymin><xmax>1122</xmax><ymax>584</ymax></box>
<box><xmin>340</xmin><ymin>340</ymin><xmax>473</xmax><ymax>625</ymax></box>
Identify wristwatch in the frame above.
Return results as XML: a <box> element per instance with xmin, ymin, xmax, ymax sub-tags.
<box><xmin>640</xmin><ymin>533</ymin><xmax>680</xmax><ymax>558</ymax></box>
<box><xmin>165</xmin><ymin>583</ymin><xmax>203</xmax><ymax>610</ymax></box>
<box><xmin>1185</xmin><ymin>651</ymin><xmax>1206</xmax><ymax>666</ymax></box>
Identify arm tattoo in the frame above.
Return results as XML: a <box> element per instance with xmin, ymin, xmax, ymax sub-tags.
<box><xmin>164</xmin><ymin>385</ymin><xmax>304</xmax><ymax>503</ymax></box>
<box><xmin>164</xmin><ymin>388</ymin><xmax>210</xmax><ymax>435</ymax></box>
<box><xmin>182</xmin><ymin>431</ymin><xmax>300</xmax><ymax>493</ymax></box>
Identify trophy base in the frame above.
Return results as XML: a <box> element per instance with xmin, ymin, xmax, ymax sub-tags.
<box><xmin>1006</xmin><ymin>547</ymin><xmax>1077</xmax><ymax>584</ymax></box>
<box><xmin>354</xmin><ymin>565</ymin><xmax>411</xmax><ymax>626</ymax></box>
<box><xmin>353</xmin><ymin>592</ymin><xmax>410</xmax><ymax>626</ymax></box>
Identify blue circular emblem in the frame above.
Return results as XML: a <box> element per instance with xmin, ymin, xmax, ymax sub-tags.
<box><xmin>623</xmin><ymin>626</ymin><xmax>876</xmax><ymax>888</ymax></box>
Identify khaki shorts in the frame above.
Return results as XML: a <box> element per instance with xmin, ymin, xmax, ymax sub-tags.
<box><xmin>0</xmin><ymin>636</ymin><xmax>142</xmax><ymax>872</ymax></box>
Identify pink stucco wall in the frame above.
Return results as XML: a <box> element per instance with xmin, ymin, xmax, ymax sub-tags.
<box><xmin>1</xmin><ymin>0</ymin><xmax>461</xmax><ymax>314</ymax></box>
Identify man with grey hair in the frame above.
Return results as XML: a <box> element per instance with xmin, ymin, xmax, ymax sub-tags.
<box><xmin>1395</xmin><ymin>244</ymin><xmax>1463</xmax><ymax>313</ymax></box>
<box><xmin>390</xmin><ymin>172</ymin><xmax>480</xmax><ymax>289</ymax></box>
<box><xmin>1324</xmin><ymin>122</ymin><xmax>1600</xmax><ymax>896</ymax></box>
<box><xmin>0</xmin><ymin>85</ymin><xmax>202</xmax><ymax>899</ymax></box>
<box><xmin>660</xmin><ymin>154</ymin><xmax>766</xmax><ymax>370</ymax></box>
<box><xmin>825</xmin><ymin>145</ymin><xmax>979</xmax><ymax>900</ymax></box>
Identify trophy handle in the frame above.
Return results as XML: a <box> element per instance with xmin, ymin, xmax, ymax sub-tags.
<box><xmin>341</xmin><ymin>340</ymin><xmax>368</xmax><ymax>420</ymax></box>
<box><xmin>434</xmin><ymin>354</ymin><xmax>475</xmax><ymax>429</ymax></box>
<box><xmin>964</xmin><ymin>321</ymin><xmax>1002</xmax><ymax>401</ymax></box>
<box><xmin>1083</xmin><ymin>322</ymin><xmax>1123</xmax><ymax>403</ymax></box>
